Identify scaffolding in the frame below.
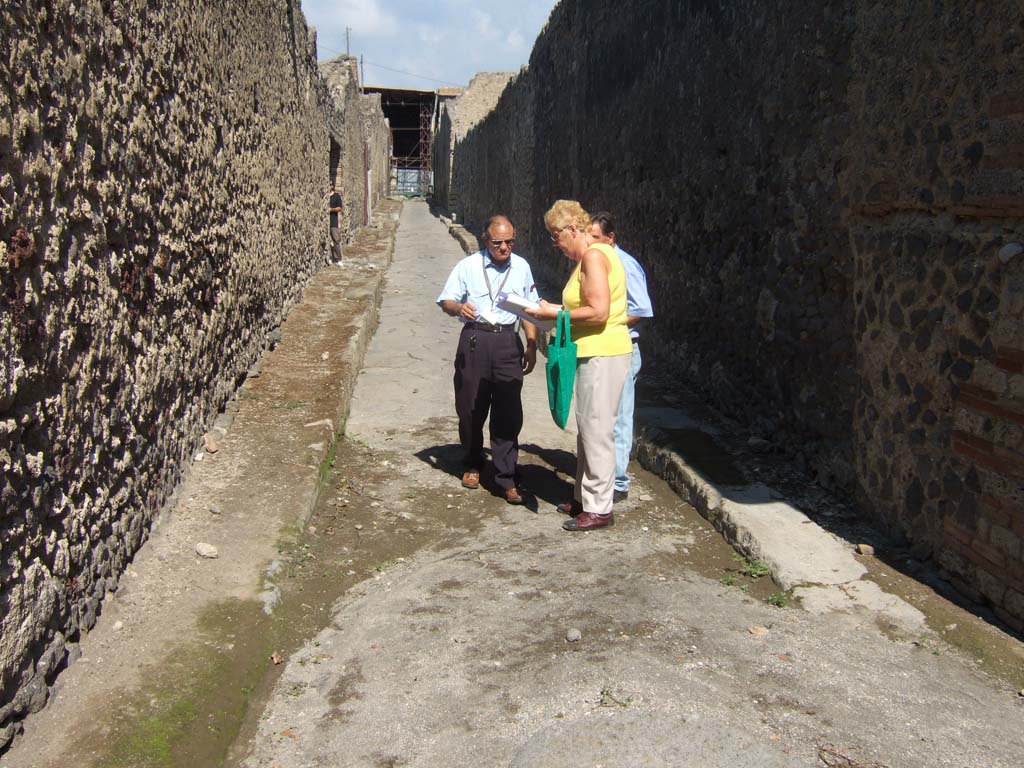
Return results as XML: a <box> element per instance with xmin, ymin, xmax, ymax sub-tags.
<box><xmin>390</xmin><ymin>102</ymin><xmax>433</xmax><ymax>196</ymax></box>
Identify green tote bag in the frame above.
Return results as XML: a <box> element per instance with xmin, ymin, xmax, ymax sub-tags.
<box><xmin>546</xmin><ymin>310</ymin><xmax>577</xmax><ymax>429</ymax></box>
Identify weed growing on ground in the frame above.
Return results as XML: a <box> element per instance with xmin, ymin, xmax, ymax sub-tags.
<box><xmin>720</xmin><ymin>574</ymin><xmax>736</xmax><ymax>586</ymax></box>
<box><xmin>738</xmin><ymin>557</ymin><xmax>771</xmax><ymax>579</ymax></box>
<box><xmin>766</xmin><ymin>592</ymin><xmax>788</xmax><ymax>608</ymax></box>
<box><xmin>598</xmin><ymin>686</ymin><xmax>631</xmax><ymax>708</ymax></box>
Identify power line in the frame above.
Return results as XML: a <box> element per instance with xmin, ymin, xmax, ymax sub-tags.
<box><xmin>363</xmin><ymin>60</ymin><xmax>461</xmax><ymax>87</ymax></box>
<box><xmin>316</xmin><ymin>41</ymin><xmax>461</xmax><ymax>87</ymax></box>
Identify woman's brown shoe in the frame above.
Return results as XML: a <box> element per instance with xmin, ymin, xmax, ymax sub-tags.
<box><xmin>562</xmin><ymin>512</ymin><xmax>614</xmax><ymax>531</ymax></box>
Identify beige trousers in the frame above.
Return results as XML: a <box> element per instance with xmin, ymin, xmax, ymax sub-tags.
<box><xmin>574</xmin><ymin>353</ymin><xmax>632</xmax><ymax>516</ymax></box>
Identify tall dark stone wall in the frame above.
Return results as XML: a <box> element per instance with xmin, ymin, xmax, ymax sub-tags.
<box><xmin>452</xmin><ymin>0</ymin><xmax>1024</xmax><ymax>628</ymax></box>
<box><xmin>846</xmin><ymin>3</ymin><xmax>1024</xmax><ymax>628</ymax></box>
<box><xmin>0</xmin><ymin>0</ymin><xmax>388</xmax><ymax>745</ymax></box>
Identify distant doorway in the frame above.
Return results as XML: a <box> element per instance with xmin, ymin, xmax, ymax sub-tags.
<box><xmin>329</xmin><ymin>138</ymin><xmax>341</xmax><ymax>189</ymax></box>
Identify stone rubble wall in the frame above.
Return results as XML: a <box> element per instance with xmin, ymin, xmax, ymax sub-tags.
<box><xmin>320</xmin><ymin>57</ymin><xmax>391</xmax><ymax>228</ymax></box>
<box><xmin>0</xmin><ymin>0</ymin><xmax>388</xmax><ymax>747</ymax></box>
<box><xmin>360</xmin><ymin>91</ymin><xmax>392</xmax><ymax>220</ymax></box>
<box><xmin>452</xmin><ymin>0</ymin><xmax>1024</xmax><ymax>627</ymax></box>
<box><xmin>433</xmin><ymin>72</ymin><xmax>515</xmax><ymax>211</ymax></box>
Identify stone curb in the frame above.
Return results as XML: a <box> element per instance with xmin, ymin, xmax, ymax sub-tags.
<box><xmin>433</xmin><ymin>208</ymin><xmax>480</xmax><ymax>255</ymax></box>
<box><xmin>633</xmin><ymin>422</ymin><xmax>864</xmax><ymax>589</ymax></box>
<box><xmin>448</xmin><ymin>224</ymin><xmax>480</xmax><ymax>255</ymax></box>
<box><xmin>241</xmin><ymin>204</ymin><xmax>401</xmax><ymax>535</ymax></box>
<box><xmin>431</xmin><ymin>219</ymin><xmax>921</xmax><ymax>632</ymax></box>
<box><xmin>633</xmin><ymin>419</ymin><xmax>926</xmax><ymax>630</ymax></box>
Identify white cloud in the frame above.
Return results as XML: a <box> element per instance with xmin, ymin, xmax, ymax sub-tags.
<box><xmin>304</xmin><ymin>0</ymin><xmax>559</xmax><ymax>88</ymax></box>
<box><xmin>416</xmin><ymin>23</ymin><xmax>446</xmax><ymax>45</ymax></box>
<box><xmin>472</xmin><ymin>10</ymin><xmax>496</xmax><ymax>40</ymax></box>
<box><xmin>304</xmin><ymin>0</ymin><xmax>398</xmax><ymax>39</ymax></box>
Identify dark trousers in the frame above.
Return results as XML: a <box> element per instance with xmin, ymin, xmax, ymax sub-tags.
<box><xmin>453</xmin><ymin>327</ymin><xmax>524</xmax><ymax>489</ymax></box>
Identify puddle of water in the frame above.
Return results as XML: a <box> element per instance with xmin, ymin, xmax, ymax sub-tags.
<box><xmin>652</xmin><ymin>428</ymin><xmax>747</xmax><ymax>486</ymax></box>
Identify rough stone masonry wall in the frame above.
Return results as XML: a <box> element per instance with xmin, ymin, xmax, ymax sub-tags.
<box><xmin>433</xmin><ymin>72</ymin><xmax>515</xmax><ymax>210</ymax></box>
<box><xmin>0</xmin><ymin>0</ymin><xmax>385</xmax><ymax>745</ymax></box>
<box><xmin>847</xmin><ymin>3</ymin><xmax>1024</xmax><ymax>630</ymax></box>
<box><xmin>321</xmin><ymin>57</ymin><xmax>391</xmax><ymax>229</ymax></box>
<box><xmin>453</xmin><ymin>0</ymin><xmax>1024</xmax><ymax>628</ymax></box>
<box><xmin>360</xmin><ymin>91</ymin><xmax>392</xmax><ymax>221</ymax></box>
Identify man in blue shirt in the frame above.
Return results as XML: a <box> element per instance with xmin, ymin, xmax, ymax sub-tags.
<box><xmin>590</xmin><ymin>212</ymin><xmax>654</xmax><ymax>503</ymax></box>
<box><xmin>437</xmin><ymin>215</ymin><xmax>540</xmax><ymax>504</ymax></box>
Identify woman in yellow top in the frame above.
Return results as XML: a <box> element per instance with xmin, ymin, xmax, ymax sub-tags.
<box><xmin>527</xmin><ymin>200</ymin><xmax>632</xmax><ymax>531</ymax></box>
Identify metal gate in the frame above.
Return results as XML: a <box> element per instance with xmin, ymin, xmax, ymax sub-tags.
<box><xmin>391</xmin><ymin>162</ymin><xmax>432</xmax><ymax>197</ymax></box>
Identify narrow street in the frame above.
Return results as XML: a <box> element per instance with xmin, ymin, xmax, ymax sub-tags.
<box><xmin>232</xmin><ymin>202</ymin><xmax>1022</xmax><ymax>768</ymax></box>
<box><xmin>3</xmin><ymin>200</ymin><xmax>1020</xmax><ymax>768</ymax></box>
<box><xmin>6</xmin><ymin>2</ymin><xmax>1024</xmax><ymax>765</ymax></box>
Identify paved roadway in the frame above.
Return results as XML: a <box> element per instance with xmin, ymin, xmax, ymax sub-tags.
<box><xmin>237</xmin><ymin>201</ymin><xmax>1023</xmax><ymax>768</ymax></box>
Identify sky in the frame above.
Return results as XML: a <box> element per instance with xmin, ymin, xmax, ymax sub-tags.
<box><xmin>301</xmin><ymin>0</ymin><xmax>560</xmax><ymax>90</ymax></box>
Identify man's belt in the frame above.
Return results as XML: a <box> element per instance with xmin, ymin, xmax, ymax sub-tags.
<box><xmin>463</xmin><ymin>321</ymin><xmax>516</xmax><ymax>333</ymax></box>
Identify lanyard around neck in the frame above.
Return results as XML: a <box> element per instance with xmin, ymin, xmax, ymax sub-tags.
<box><xmin>481</xmin><ymin>253</ymin><xmax>512</xmax><ymax>305</ymax></box>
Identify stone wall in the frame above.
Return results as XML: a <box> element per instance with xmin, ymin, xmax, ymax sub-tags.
<box><xmin>433</xmin><ymin>73</ymin><xmax>515</xmax><ymax>211</ymax></box>
<box><xmin>847</xmin><ymin>3</ymin><xmax>1024</xmax><ymax>630</ymax></box>
<box><xmin>452</xmin><ymin>0</ymin><xmax>1024</xmax><ymax>627</ymax></box>
<box><xmin>360</xmin><ymin>90</ymin><xmax>392</xmax><ymax>222</ymax></box>
<box><xmin>0</xmin><ymin>0</ymin><xmax>387</xmax><ymax>746</ymax></box>
<box><xmin>320</xmin><ymin>57</ymin><xmax>391</xmax><ymax>228</ymax></box>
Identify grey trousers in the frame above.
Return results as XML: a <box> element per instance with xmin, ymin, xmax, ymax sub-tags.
<box><xmin>573</xmin><ymin>353</ymin><xmax>631</xmax><ymax>516</ymax></box>
<box><xmin>330</xmin><ymin>227</ymin><xmax>344</xmax><ymax>262</ymax></box>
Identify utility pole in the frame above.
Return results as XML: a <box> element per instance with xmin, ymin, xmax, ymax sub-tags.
<box><xmin>345</xmin><ymin>27</ymin><xmax>351</xmax><ymax>56</ymax></box>
<box><xmin>360</xmin><ymin>55</ymin><xmax>365</xmax><ymax>87</ymax></box>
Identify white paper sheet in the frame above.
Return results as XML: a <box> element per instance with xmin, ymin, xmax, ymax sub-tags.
<box><xmin>496</xmin><ymin>292</ymin><xmax>555</xmax><ymax>331</ymax></box>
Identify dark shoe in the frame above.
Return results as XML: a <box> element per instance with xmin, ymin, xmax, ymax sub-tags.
<box><xmin>556</xmin><ymin>500</ymin><xmax>582</xmax><ymax>517</ymax></box>
<box><xmin>461</xmin><ymin>470</ymin><xmax>480</xmax><ymax>489</ymax></box>
<box><xmin>504</xmin><ymin>486</ymin><xmax>524</xmax><ymax>505</ymax></box>
<box><xmin>613</xmin><ymin>489</ymin><xmax>629</xmax><ymax>503</ymax></box>
<box><xmin>562</xmin><ymin>512</ymin><xmax>614</xmax><ymax>531</ymax></box>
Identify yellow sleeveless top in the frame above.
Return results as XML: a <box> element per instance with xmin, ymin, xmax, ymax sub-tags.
<box><xmin>562</xmin><ymin>243</ymin><xmax>632</xmax><ymax>358</ymax></box>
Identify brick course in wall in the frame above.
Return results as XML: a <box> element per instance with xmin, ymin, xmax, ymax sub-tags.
<box><xmin>452</xmin><ymin>0</ymin><xmax>1024</xmax><ymax>628</ymax></box>
<box><xmin>0</xmin><ymin>0</ymin><xmax>388</xmax><ymax>746</ymax></box>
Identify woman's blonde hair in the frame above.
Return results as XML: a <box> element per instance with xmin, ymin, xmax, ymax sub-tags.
<box><xmin>543</xmin><ymin>199</ymin><xmax>591</xmax><ymax>232</ymax></box>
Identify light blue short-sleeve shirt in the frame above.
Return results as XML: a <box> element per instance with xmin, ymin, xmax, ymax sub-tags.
<box><xmin>436</xmin><ymin>251</ymin><xmax>539</xmax><ymax>326</ymax></box>
<box><xmin>616</xmin><ymin>245</ymin><xmax>654</xmax><ymax>340</ymax></box>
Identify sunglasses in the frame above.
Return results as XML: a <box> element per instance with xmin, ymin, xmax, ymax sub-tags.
<box><xmin>489</xmin><ymin>238</ymin><xmax>515</xmax><ymax>247</ymax></box>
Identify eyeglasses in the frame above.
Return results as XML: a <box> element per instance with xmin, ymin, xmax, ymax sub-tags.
<box><xmin>549</xmin><ymin>227</ymin><xmax>566</xmax><ymax>243</ymax></box>
<box><xmin>489</xmin><ymin>238</ymin><xmax>515</xmax><ymax>247</ymax></box>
